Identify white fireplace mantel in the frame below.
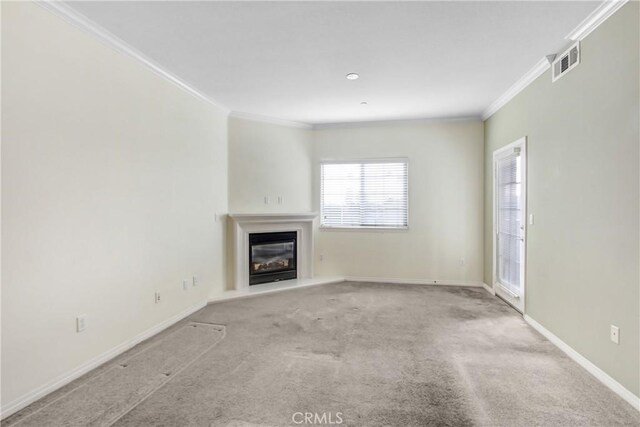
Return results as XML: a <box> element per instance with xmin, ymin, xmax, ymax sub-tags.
<box><xmin>229</xmin><ymin>212</ymin><xmax>318</xmax><ymax>223</ymax></box>
<box><xmin>229</xmin><ymin>213</ymin><xmax>318</xmax><ymax>290</ymax></box>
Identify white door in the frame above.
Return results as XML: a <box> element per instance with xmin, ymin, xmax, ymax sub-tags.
<box><xmin>493</xmin><ymin>137</ymin><xmax>526</xmax><ymax>313</ymax></box>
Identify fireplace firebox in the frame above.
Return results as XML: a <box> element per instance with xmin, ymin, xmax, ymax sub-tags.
<box><xmin>249</xmin><ymin>231</ymin><xmax>297</xmax><ymax>285</ymax></box>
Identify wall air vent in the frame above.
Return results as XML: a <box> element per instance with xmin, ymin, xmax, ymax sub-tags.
<box><xmin>552</xmin><ymin>42</ymin><xmax>580</xmax><ymax>82</ymax></box>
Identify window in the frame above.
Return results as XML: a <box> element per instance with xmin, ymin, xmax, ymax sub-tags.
<box><xmin>320</xmin><ymin>159</ymin><xmax>408</xmax><ymax>229</ymax></box>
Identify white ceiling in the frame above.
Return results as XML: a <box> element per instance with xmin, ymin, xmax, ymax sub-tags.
<box><xmin>64</xmin><ymin>1</ymin><xmax>599</xmax><ymax>125</ymax></box>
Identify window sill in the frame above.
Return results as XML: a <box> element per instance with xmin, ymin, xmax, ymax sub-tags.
<box><xmin>319</xmin><ymin>225</ymin><xmax>409</xmax><ymax>232</ymax></box>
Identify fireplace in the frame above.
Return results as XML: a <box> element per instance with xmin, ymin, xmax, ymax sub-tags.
<box><xmin>229</xmin><ymin>213</ymin><xmax>315</xmax><ymax>289</ymax></box>
<box><xmin>249</xmin><ymin>231</ymin><xmax>297</xmax><ymax>285</ymax></box>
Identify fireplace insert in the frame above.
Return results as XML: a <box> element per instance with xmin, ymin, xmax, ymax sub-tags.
<box><xmin>249</xmin><ymin>231</ymin><xmax>297</xmax><ymax>285</ymax></box>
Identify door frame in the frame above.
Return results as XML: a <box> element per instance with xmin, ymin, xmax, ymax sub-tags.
<box><xmin>492</xmin><ymin>137</ymin><xmax>527</xmax><ymax>313</ymax></box>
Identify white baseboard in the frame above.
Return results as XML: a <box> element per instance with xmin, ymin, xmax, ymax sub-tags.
<box><xmin>482</xmin><ymin>282</ymin><xmax>495</xmax><ymax>295</ymax></box>
<box><xmin>0</xmin><ymin>300</ymin><xmax>207</xmax><ymax>420</ymax></box>
<box><xmin>524</xmin><ymin>314</ymin><xmax>639</xmax><ymax>411</ymax></box>
<box><xmin>208</xmin><ymin>276</ymin><xmax>345</xmax><ymax>304</ymax></box>
<box><xmin>345</xmin><ymin>276</ymin><xmax>484</xmax><ymax>287</ymax></box>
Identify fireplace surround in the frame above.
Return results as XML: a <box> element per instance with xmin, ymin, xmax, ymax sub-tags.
<box><xmin>228</xmin><ymin>213</ymin><xmax>317</xmax><ymax>290</ymax></box>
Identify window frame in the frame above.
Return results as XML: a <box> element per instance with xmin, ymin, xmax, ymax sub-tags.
<box><xmin>319</xmin><ymin>158</ymin><xmax>410</xmax><ymax>231</ymax></box>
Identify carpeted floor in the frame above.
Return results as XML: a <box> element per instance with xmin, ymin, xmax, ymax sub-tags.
<box><xmin>5</xmin><ymin>282</ymin><xmax>639</xmax><ymax>426</ymax></box>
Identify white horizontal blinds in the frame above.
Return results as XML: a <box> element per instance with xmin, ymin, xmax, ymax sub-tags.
<box><xmin>497</xmin><ymin>153</ymin><xmax>522</xmax><ymax>292</ymax></box>
<box><xmin>321</xmin><ymin>160</ymin><xmax>408</xmax><ymax>228</ymax></box>
<box><xmin>321</xmin><ymin>163</ymin><xmax>362</xmax><ymax>226</ymax></box>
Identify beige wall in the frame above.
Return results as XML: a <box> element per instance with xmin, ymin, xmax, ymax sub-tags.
<box><xmin>228</xmin><ymin>116</ymin><xmax>313</xmax><ymax>213</ymax></box>
<box><xmin>313</xmin><ymin>121</ymin><xmax>484</xmax><ymax>283</ymax></box>
<box><xmin>484</xmin><ymin>2</ymin><xmax>639</xmax><ymax>396</ymax></box>
<box><xmin>1</xmin><ymin>2</ymin><xmax>228</xmax><ymax>412</ymax></box>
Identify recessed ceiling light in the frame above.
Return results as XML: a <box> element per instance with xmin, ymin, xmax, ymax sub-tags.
<box><xmin>346</xmin><ymin>73</ymin><xmax>359</xmax><ymax>80</ymax></box>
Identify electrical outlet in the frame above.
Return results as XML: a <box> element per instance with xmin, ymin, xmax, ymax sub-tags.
<box><xmin>319</xmin><ymin>254</ymin><xmax>324</xmax><ymax>262</ymax></box>
<box><xmin>192</xmin><ymin>275</ymin><xmax>198</xmax><ymax>287</ymax></box>
<box><xmin>155</xmin><ymin>291</ymin><xmax>161</xmax><ymax>304</ymax></box>
<box><xmin>529</xmin><ymin>213</ymin><xmax>535</xmax><ymax>225</ymax></box>
<box><xmin>610</xmin><ymin>325</ymin><xmax>620</xmax><ymax>344</ymax></box>
<box><xmin>183</xmin><ymin>279</ymin><xmax>189</xmax><ymax>290</ymax></box>
<box><xmin>76</xmin><ymin>315</ymin><xmax>87</xmax><ymax>332</ymax></box>
<box><xmin>459</xmin><ymin>258</ymin><xmax>465</xmax><ymax>266</ymax></box>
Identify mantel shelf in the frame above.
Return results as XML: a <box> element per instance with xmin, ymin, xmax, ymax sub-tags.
<box><xmin>228</xmin><ymin>212</ymin><xmax>318</xmax><ymax>223</ymax></box>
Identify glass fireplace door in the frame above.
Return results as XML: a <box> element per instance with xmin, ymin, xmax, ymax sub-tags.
<box><xmin>248</xmin><ymin>231</ymin><xmax>297</xmax><ymax>285</ymax></box>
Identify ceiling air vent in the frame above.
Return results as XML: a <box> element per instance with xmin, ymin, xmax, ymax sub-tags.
<box><xmin>552</xmin><ymin>42</ymin><xmax>580</xmax><ymax>82</ymax></box>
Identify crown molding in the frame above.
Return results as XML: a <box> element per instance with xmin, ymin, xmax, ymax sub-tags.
<box><xmin>312</xmin><ymin>115</ymin><xmax>481</xmax><ymax>130</ymax></box>
<box><xmin>482</xmin><ymin>0</ymin><xmax>629</xmax><ymax>122</ymax></box>
<box><xmin>481</xmin><ymin>57</ymin><xmax>550</xmax><ymax>121</ymax></box>
<box><xmin>37</xmin><ymin>0</ymin><xmax>628</xmax><ymax>128</ymax></box>
<box><xmin>566</xmin><ymin>0</ymin><xmax>629</xmax><ymax>41</ymax></box>
<box><xmin>35</xmin><ymin>1</ymin><xmax>230</xmax><ymax>114</ymax></box>
<box><xmin>228</xmin><ymin>111</ymin><xmax>313</xmax><ymax>129</ymax></box>
<box><xmin>229</xmin><ymin>112</ymin><xmax>481</xmax><ymax>131</ymax></box>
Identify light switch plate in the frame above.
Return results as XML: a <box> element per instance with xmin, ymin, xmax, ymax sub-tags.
<box><xmin>76</xmin><ymin>315</ymin><xmax>87</xmax><ymax>332</ymax></box>
<box><xmin>610</xmin><ymin>325</ymin><xmax>620</xmax><ymax>344</ymax></box>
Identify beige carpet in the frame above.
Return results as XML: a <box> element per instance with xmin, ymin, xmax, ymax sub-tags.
<box><xmin>5</xmin><ymin>282</ymin><xmax>639</xmax><ymax>426</ymax></box>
